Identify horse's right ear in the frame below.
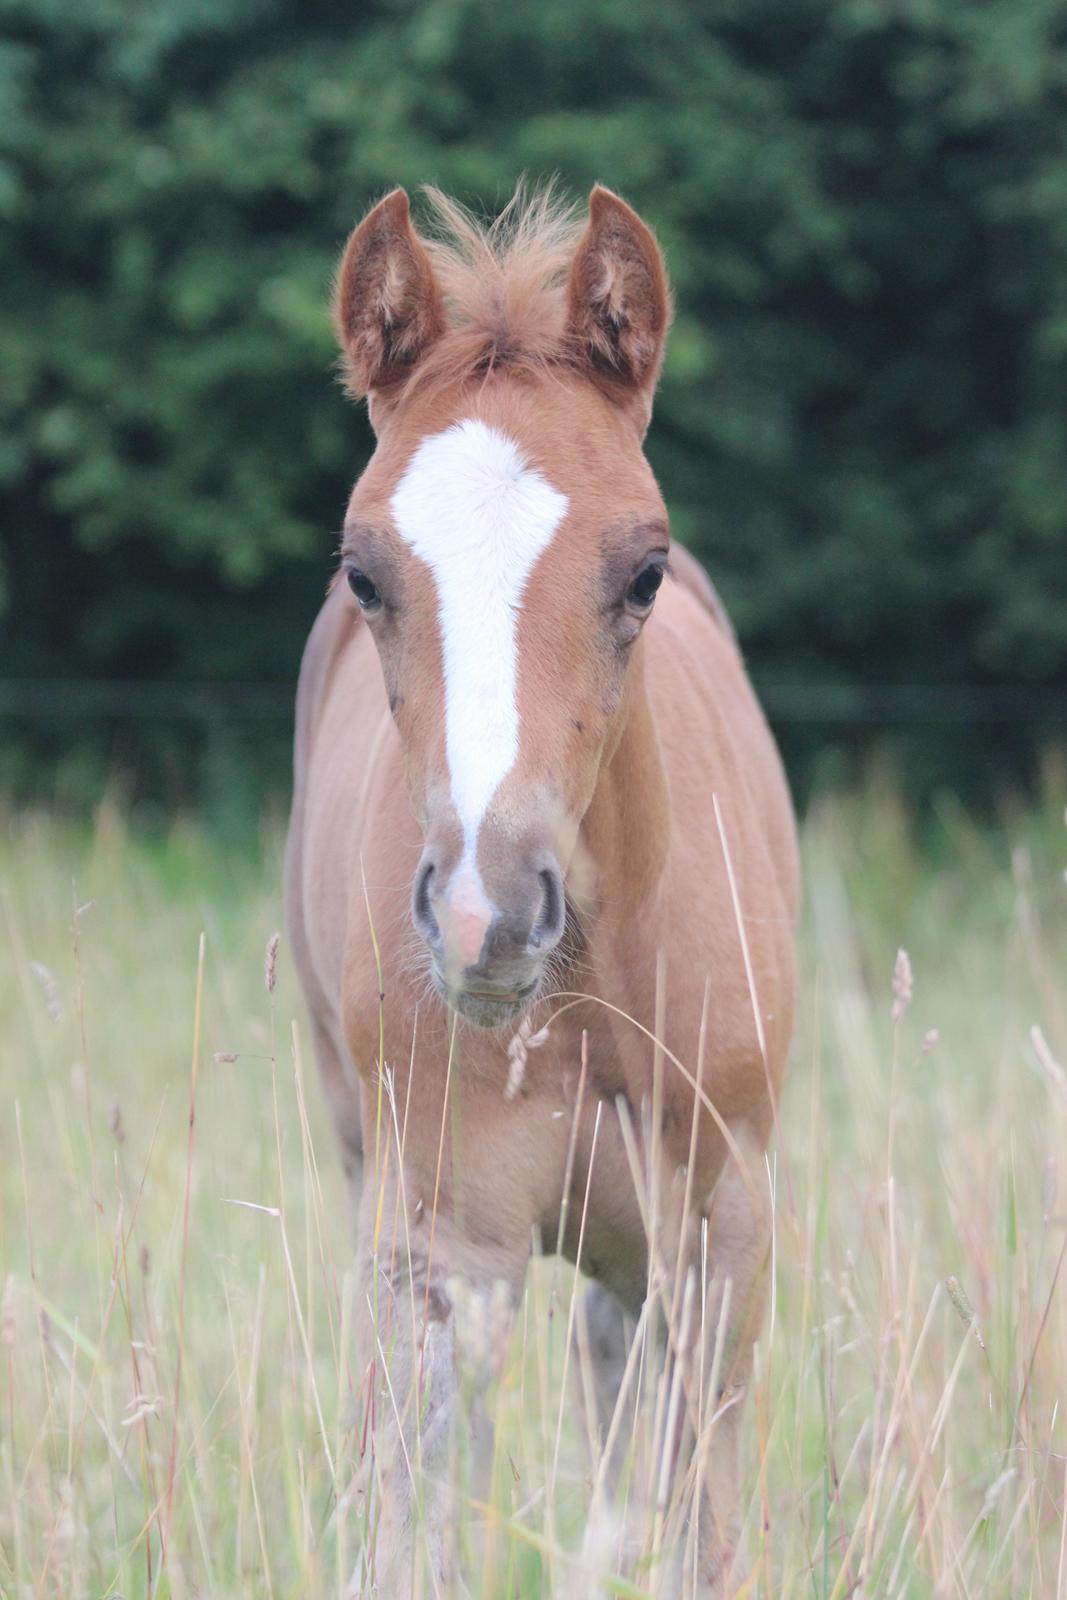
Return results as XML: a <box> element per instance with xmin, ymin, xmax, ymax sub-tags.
<box><xmin>334</xmin><ymin>189</ymin><xmax>446</xmax><ymax>402</ymax></box>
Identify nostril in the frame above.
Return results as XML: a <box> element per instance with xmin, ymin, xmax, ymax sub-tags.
<box><xmin>412</xmin><ymin>859</ymin><xmax>441</xmax><ymax>947</ymax></box>
<box><xmin>530</xmin><ymin>865</ymin><xmax>565</xmax><ymax>952</ymax></box>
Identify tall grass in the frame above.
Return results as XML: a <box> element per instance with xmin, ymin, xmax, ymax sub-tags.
<box><xmin>1</xmin><ymin>778</ymin><xmax>1065</xmax><ymax>1597</ymax></box>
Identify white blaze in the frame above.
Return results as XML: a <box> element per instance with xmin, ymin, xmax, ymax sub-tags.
<box><xmin>390</xmin><ymin>419</ymin><xmax>569</xmax><ymax>865</ymax></box>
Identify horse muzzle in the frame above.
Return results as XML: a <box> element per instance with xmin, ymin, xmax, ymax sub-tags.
<box><xmin>412</xmin><ymin>846</ymin><xmax>565</xmax><ymax>1029</ymax></box>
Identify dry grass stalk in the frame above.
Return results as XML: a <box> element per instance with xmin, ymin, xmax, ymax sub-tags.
<box><xmin>1</xmin><ymin>792</ymin><xmax>1065</xmax><ymax>1596</ymax></box>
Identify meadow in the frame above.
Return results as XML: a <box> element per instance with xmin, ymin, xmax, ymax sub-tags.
<box><xmin>1</xmin><ymin>775</ymin><xmax>1065</xmax><ymax>1598</ymax></box>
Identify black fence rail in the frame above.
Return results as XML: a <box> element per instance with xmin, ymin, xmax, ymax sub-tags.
<box><xmin>0</xmin><ymin>679</ymin><xmax>1063</xmax><ymax>725</ymax></box>
<box><xmin>0</xmin><ymin>680</ymin><xmax>295</xmax><ymax>721</ymax></box>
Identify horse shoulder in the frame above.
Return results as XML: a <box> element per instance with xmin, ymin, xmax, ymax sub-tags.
<box><xmin>653</xmin><ymin>571</ymin><xmax>799</xmax><ymax>924</ymax></box>
<box><xmin>645</xmin><ymin>582</ymin><xmax>799</xmax><ymax>1099</ymax></box>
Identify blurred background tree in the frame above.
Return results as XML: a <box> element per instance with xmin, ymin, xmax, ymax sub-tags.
<box><xmin>2</xmin><ymin>0</ymin><xmax>1066</xmax><ymax>815</ymax></box>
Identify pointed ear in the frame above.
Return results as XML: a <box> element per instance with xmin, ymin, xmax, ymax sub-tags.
<box><xmin>566</xmin><ymin>186</ymin><xmax>671</xmax><ymax>416</ymax></box>
<box><xmin>334</xmin><ymin>188</ymin><xmax>446</xmax><ymax>400</ymax></box>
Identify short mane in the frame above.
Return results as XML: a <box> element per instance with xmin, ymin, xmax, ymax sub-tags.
<box><xmin>405</xmin><ymin>183</ymin><xmax>585</xmax><ymax>397</ymax></box>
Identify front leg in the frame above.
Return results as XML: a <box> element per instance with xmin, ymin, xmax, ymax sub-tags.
<box><xmin>350</xmin><ymin>1171</ymin><xmax>519</xmax><ymax>1598</ymax></box>
<box><xmin>584</xmin><ymin>1119</ymin><xmax>769</xmax><ymax>1598</ymax></box>
<box><xmin>352</xmin><ymin>1197</ymin><xmax>456</xmax><ymax>1599</ymax></box>
<box><xmin>674</xmin><ymin>1120</ymin><xmax>771</xmax><ymax>1598</ymax></box>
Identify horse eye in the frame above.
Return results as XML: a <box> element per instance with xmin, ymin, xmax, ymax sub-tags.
<box><xmin>627</xmin><ymin>562</ymin><xmax>665</xmax><ymax>609</ymax></box>
<box><xmin>347</xmin><ymin>567</ymin><xmax>381</xmax><ymax>611</ymax></box>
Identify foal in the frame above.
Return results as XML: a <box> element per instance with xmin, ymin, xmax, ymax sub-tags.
<box><xmin>285</xmin><ymin>184</ymin><xmax>798</xmax><ymax>1595</ymax></box>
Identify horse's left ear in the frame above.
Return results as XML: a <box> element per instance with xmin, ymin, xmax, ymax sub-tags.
<box><xmin>566</xmin><ymin>186</ymin><xmax>671</xmax><ymax>426</ymax></box>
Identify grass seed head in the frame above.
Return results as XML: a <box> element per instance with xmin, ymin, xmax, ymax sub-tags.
<box><xmin>944</xmin><ymin>1275</ymin><xmax>986</xmax><ymax>1350</ymax></box>
<box><xmin>109</xmin><ymin>1096</ymin><xmax>125</xmax><ymax>1143</ymax></box>
<box><xmin>891</xmin><ymin>946</ymin><xmax>913</xmax><ymax>1023</ymax></box>
<box><xmin>264</xmin><ymin>931</ymin><xmax>280</xmax><ymax>994</ymax></box>
<box><xmin>29</xmin><ymin>960</ymin><xmax>62</xmax><ymax>1022</ymax></box>
<box><xmin>505</xmin><ymin>1015</ymin><xmax>550</xmax><ymax>1100</ymax></box>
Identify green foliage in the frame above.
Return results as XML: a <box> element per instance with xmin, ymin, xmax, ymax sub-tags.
<box><xmin>2</xmin><ymin>0</ymin><xmax>1066</xmax><ymax>806</ymax></box>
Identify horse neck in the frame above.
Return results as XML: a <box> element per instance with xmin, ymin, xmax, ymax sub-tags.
<box><xmin>578</xmin><ymin>648</ymin><xmax>671</xmax><ymax>914</ymax></box>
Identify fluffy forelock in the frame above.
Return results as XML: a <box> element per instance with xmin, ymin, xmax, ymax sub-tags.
<box><xmin>399</xmin><ymin>182</ymin><xmax>586</xmax><ymax>398</ymax></box>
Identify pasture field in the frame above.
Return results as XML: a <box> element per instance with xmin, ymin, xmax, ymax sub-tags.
<box><xmin>1</xmin><ymin>777</ymin><xmax>1066</xmax><ymax>1598</ymax></box>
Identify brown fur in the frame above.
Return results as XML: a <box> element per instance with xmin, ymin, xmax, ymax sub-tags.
<box><xmin>287</xmin><ymin>184</ymin><xmax>799</xmax><ymax>1596</ymax></box>
<box><xmin>566</xmin><ymin>184</ymin><xmax>673</xmax><ymax>406</ymax></box>
<box><xmin>334</xmin><ymin>188</ymin><xmax>446</xmax><ymax>397</ymax></box>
